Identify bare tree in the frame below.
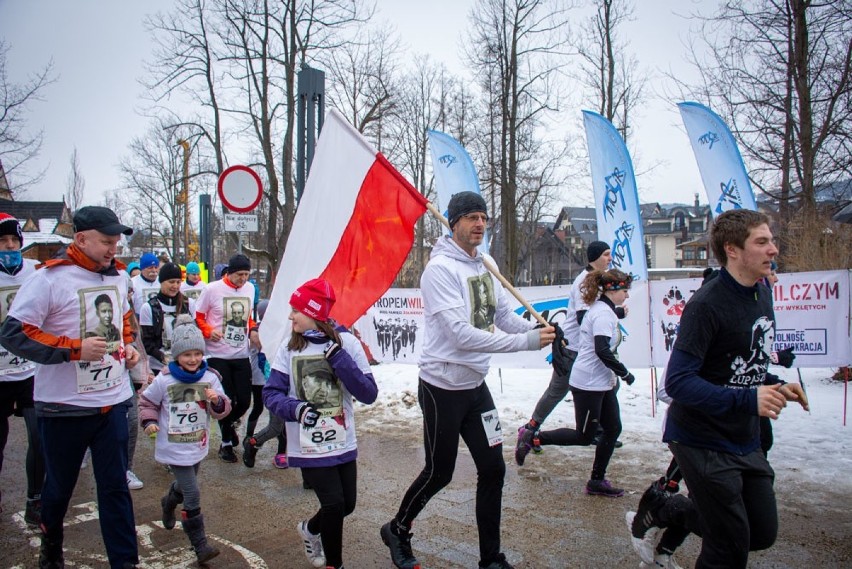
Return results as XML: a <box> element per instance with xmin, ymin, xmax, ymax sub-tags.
<box><xmin>572</xmin><ymin>0</ymin><xmax>646</xmax><ymax>139</ymax></box>
<box><xmin>216</xmin><ymin>0</ymin><xmax>371</xmax><ymax>275</ymax></box>
<box><xmin>682</xmin><ymin>0</ymin><xmax>852</xmax><ymax>268</ymax></box>
<box><xmin>465</xmin><ymin>0</ymin><xmax>572</xmax><ymax>282</ymax></box>
<box><xmin>144</xmin><ymin>0</ymin><xmax>229</xmax><ymax>178</ymax></box>
<box><xmin>118</xmin><ymin>121</ymin><xmax>193</xmax><ymax>261</ymax></box>
<box><xmin>143</xmin><ymin>0</ymin><xmax>372</xmax><ymax>273</ymax></box>
<box><xmin>65</xmin><ymin>147</ymin><xmax>85</xmax><ymax>211</ymax></box>
<box><xmin>0</xmin><ymin>41</ymin><xmax>55</xmax><ymax>196</ymax></box>
<box><xmin>321</xmin><ymin>25</ymin><xmax>400</xmax><ymax>141</ymax></box>
<box><xmin>381</xmin><ymin>57</ymin><xmax>451</xmax><ymax>284</ymax></box>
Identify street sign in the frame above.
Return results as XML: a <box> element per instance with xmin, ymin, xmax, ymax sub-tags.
<box><xmin>224</xmin><ymin>214</ymin><xmax>258</xmax><ymax>232</ymax></box>
<box><xmin>218</xmin><ymin>165</ymin><xmax>263</xmax><ymax>213</ymax></box>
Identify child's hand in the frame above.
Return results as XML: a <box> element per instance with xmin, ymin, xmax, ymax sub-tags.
<box><xmin>205</xmin><ymin>388</ymin><xmax>219</xmax><ymax>404</ymax></box>
<box><xmin>144</xmin><ymin>424</ymin><xmax>159</xmax><ymax>436</ymax></box>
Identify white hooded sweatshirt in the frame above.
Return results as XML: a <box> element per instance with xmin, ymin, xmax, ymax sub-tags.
<box><xmin>418</xmin><ymin>235</ymin><xmax>540</xmax><ymax>391</ymax></box>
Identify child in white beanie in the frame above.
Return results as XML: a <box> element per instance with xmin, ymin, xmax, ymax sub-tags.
<box><xmin>139</xmin><ymin>314</ymin><xmax>231</xmax><ymax>563</ymax></box>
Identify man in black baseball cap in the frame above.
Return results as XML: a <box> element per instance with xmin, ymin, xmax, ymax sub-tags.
<box><xmin>0</xmin><ymin>204</ymin><xmax>141</xmax><ymax>566</ymax></box>
<box><xmin>73</xmin><ymin>206</ymin><xmax>133</xmax><ymax>236</ymax></box>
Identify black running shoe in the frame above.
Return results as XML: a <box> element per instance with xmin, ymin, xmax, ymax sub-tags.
<box><xmin>479</xmin><ymin>553</ymin><xmax>515</xmax><ymax>569</ymax></box>
<box><xmin>243</xmin><ymin>437</ymin><xmax>259</xmax><ymax>468</ymax></box>
<box><xmin>632</xmin><ymin>479</ymin><xmax>670</xmax><ymax>538</ymax></box>
<box><xmin>380</xmin><ymin>520</ymin><xmax>420</xmax><ymax>569</ymax></box>
<box><xmin>218</xmin><ymin>444</ymin><xmax>238</xmax><ymax>463</ymax></box>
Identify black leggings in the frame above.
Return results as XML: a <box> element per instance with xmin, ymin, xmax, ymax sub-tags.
<box><xmin>0</xmin><ymin>377</ymin><xmax>43</xmax><ymax>497</ymax></box>
<box><xmin>302</xmin><ymin>461</ymin><xmax>357</xmax><ymax>569</ymax></box>
<box><xmin>207</xmin><ymin>357</ymin><xmax>252</xmax><ymax>444</ymax></box>
<box><xmin>395</xmin><ymin>379</ymin><xmax>506</xmax><ymax>565</ymax></box>
<box><xmin>537</xmin><ymin>385</ymin><xmax>622</xmax><ymax>480</ymax></box>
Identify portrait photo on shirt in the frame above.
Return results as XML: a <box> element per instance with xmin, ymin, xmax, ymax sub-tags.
<box><xmin>292</xmin><ymin>355</ymin><xmax>343</xmax><ymax>416</ymax></box>
<box><xmin>468</xmin><ymin>274</ymin><xmax>496</xmax><ymax>332</ymax></box>
<box><xmin>79</xmin><ymin>286</ymin><xmax>122</xmax><ymax>355</ymax></box>
<box><xmin>183</xmin><ymin>288</ymin><xmax>202</xmax><ymax>300</ymax></box>
<box><xmin>0</xmin><ymin>285</ymin><xmax>19</xmax><ymax>322</ymax></box>
<box><xmin>166</xmin><ymin>382</ymin><xmax>210</xmax><ymax>443</ymax></box>
<box><xmin>168</xmin><ymin>382</ymin><xmax>208</xmax><ymax>405</ymax></box>
<box><xmin>222</xmin><ymin>297</ymin><xmax>250</xmax><ymax>329</ymax></box>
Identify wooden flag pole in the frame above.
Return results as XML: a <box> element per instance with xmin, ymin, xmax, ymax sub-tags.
<box><xmin>425</xmin><ymin>201</ymin><xmax>549</xmax><ymax>327</ymax></box>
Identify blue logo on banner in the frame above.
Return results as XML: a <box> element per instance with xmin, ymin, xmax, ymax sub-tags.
<box><xmin>715</xmin><ymin>178</ymin><xmax>744</xmax><ymax>214</ymax></box>
<box><xmin>698</xmin><ymin>131</ymin><xmax>719</xmax><ymax>150</ymax></box>
<box><xmin>438</xmin><ymin>154</ymin><xmax>458</xmax><ymax>168</ymax></box>
<box><xmin>611</xmin><ymin>221</ymin><xmax>635</xmax><ymax>269</ymax></box>
<box><xmin>602</xmin><ymin>167</ymin><xmax>627</xmax><ymax>221</ymax></box>
<box><xmin>513</xmin><ymin>298</ymin><xmax>570</xmax><ymax>326</ymax></box>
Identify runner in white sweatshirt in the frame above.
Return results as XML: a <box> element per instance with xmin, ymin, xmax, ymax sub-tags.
<box><xmin>381</xmin><ymin>192</ymin><xmax>555</xmax><ymax>569</ymax></box>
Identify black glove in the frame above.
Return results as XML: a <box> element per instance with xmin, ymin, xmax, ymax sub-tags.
<box><xmin>324</xmin><ymin>340</ymin><xmax>342</xmax><ymax>360</ymax></box>
<box><xmin>551</xmin><ymin>326</ymin><xmax>574</xmax><ymax>378</ymax></box>
<box><xmin>620</xmin><ymin>372</ymin><xmax>635</xmax><ymax>386</ymax></box>
<box><xmin>297</xmin><ymin>403</ymin><xmax>320</xmax><ymax>428</ymax></box>
<box><xmin>775</xmin><ymin>347</ymin><xmax>795</xmax><ymax>368</ymax></box>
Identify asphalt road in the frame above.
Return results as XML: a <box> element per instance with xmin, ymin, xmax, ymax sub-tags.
<box><xmin>1</xmin><ymin>405</ymin><xmax>850</xmax><ymax>568</ymax></box>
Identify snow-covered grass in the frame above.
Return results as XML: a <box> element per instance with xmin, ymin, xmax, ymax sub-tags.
<box><xmin>362</xmin><ymin>364</ymin><xmax>852</xmax><ymax>489</ymax></box>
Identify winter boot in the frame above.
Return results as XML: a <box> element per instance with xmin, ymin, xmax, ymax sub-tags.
<box><xmin>181</xmin><ymin>512</ymin><xmax>220</xmax><ymax>563</ymax></box>
<box><xmin>39</xmin><ymin>524</ymin><xmax>64</xmax><ymax>569</ymax></box>
<box><xmin>161</xmin><ymin>483</ymin><xmax>184</xmax><ymax>530</ymax></box>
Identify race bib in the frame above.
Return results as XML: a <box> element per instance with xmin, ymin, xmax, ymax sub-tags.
<box><xmin>75</xmin><ymin>354</ymin><xmax>125</xmax><ymax>394</ymax></box>
<box><xmin>223</xmin><ymin>324</ymin><xmax>246</xmax><ymax>347</ymax></box>
<box><xmin>480</xmin><ymin>409</ymin><xmax>504</xmax><ymax>447</ymax></box>
<box><xmin>0</xmin><ymin>348</ymin><xmax>34</xmax><ymax>376</ymax></box>
<box><xmin>167</xmin><ymin>400</ymin><xmax>208</xmax><ymax>442</ymax></box>
<box><xmin>298</xmin><ymin>415</ymin><xmax>346</xmax><ymax>455</ymax></box>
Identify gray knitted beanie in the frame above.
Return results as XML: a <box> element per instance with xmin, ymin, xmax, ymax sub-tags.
<box><xmin>171</xmin><ymin>314</ymin><xmax>205</xmax><ymax>357</ymax></box>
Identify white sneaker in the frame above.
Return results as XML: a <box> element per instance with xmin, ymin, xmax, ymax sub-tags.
<box><xmin>297</xmin><ymin>520</ymin><xmax>325</xmax><ymax>568</ymax></box>
<box><xmin>640</xmin><ymin>553</ymin><xmax>684</xmax><ymax>569</ymax></box>
<box><xmin>627</xmin><ymin>511</ymin><xmax>660</xmax><ymax>565</ymax></box>
<box><xmin>126</xmin><ymin>470</ymin><xmax>144</xmax><ymax>490</ymax></box>
<box><xmin>80</xmin><ymin>448</ymin><xmax>91</xmax><ymax>469</ymax></box>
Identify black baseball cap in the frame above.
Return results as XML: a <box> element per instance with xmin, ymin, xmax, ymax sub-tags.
<box><xmin>73</xmin><ymin>206</ymin><xmax>133</xmax><ymax>236</ymax></box>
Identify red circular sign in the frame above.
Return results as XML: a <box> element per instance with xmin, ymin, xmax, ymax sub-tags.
<box><xmin>217</xmin><ymin>165</ymin><xmax>263</xmax><ymax>213</ymax></box>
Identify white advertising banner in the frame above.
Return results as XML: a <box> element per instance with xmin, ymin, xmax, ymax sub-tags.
<box><xmin>353</xmin><ymin>282</ymin><xmax>654</xmax><ymax>369</ymax></box>
<box><xmin>354</xmin><ymin>270</ymin><xmax>851</xmax><ymax>370</ymax></box>
<box><xmin>771</xmin><ymin>270</ymin><xmax>851</xmax><ymax>367</ymax></box>
<box><xmin>649</xmin><ymin>270</ymin><xmax>852</xmax><ymax>368</ymax></box>
<box><xmin>649</xmin><ymin>277</ymin><xmax>704</xmax><ymax>368</ymax></box>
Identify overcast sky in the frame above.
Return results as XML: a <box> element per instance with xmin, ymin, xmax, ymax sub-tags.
<box><xmin>1</xmin><ymin>0</ymin><xmax>710</xmax><ymax>212</ymax></box>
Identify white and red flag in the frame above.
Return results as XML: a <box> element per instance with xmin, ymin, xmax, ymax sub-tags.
<box><xmin>259</xmin><ymin>109</ymin><xmax>427</xmax><ymax>355</ymax></box>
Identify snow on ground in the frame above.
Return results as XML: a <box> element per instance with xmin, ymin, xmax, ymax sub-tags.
<box><xmin>361</xmin><ymin>364</ymin><xmax>852</xmax><ymax>489</ymax></box>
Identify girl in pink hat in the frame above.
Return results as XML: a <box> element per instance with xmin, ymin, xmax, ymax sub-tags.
<box><xmin>263</xmin><ymin>278</ymin><xmax>378</xmax><ymax>569</ymax></box>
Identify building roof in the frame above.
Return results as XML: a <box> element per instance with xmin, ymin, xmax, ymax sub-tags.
<box><xmin>0</xmin><ymin>199</ymin><xmax>71</xmax><ymax>224</ymax></box>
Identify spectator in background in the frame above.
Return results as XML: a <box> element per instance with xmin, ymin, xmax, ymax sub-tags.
<box><xmin>131</xmin><ymin>253</ymin><xmax>160</xmax><ymax>316</ymax></box>
<box><xmin>180</xmin><ymin>261</ymin><xmax>207</xmax><ymax>300</ymax></box>
<box><xmin>126</xmin><ymin>262</ymin><xmax>141</xmax><ymax>279</ymax></box>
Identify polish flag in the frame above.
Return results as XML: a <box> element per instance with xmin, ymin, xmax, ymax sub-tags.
<box><xmin>259</xmin><ymin>109</ymin><xmax>427</xmax><ymax>355</ymax></box>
